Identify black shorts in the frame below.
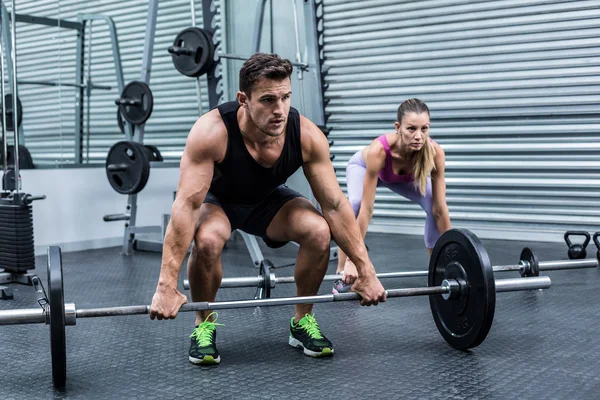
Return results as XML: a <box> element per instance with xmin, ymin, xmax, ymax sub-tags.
<box><xmin>203</xmin><ymin>185</ymin><xmax>305</xmax><ymax>248</ymax></box>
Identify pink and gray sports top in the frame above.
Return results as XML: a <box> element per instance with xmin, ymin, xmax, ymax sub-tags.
<box><xmin>376</xmin><ymin>135</ymin><xmax>434</xmax><ymax>183</ymax></box>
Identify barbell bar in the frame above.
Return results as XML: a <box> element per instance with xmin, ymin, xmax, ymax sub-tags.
<box><xmin>0</xmin><ymin>229</ymin><xmax>555</xmax><ymax>389</ymax></box>
<box><xmin>182</xmin><ymin>248</ymin><xmax>597</xmax><ymax>291</ymax></box>
<box><xmin>167</xmin><ymin>27</ymin><xmax>308</xmax><ymax>78</ymax></box>
<box><xmin>0</xmin><ymin>277</ymin><xmax>550</xmax><ymax>326</ymax></box>
<box><xmin>217</xmin><ymin>52</ymin><xmax>308</xmax><ymax>70</ymax></box>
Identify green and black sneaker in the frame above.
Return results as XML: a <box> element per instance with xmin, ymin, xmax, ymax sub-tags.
<box><xmin>289</xmin><ymin>314</ymin><xmax>334</xmax><ymax>357</ymax></box>
<box><xmin>189</xmin><ymin>312</ymin><xmax>223</xmax><ymax>365</ymax></box>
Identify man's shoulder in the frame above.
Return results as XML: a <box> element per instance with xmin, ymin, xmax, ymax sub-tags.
<box><xmin>186</xmin><ymin>109</ymin><xmax>228</xmax><ymax>161</ymax></box>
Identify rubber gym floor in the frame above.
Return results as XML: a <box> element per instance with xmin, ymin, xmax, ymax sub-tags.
<box><xmin>1</xmin><ymin>232</ymin><xmax>598</xmax><ymax>399</ymax></box>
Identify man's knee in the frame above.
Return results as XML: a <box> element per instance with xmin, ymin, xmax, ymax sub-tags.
<box><xmin>301</xmin><ymin>218</ymin><xmax>331</xmax><ymax>253</ymax></box>
<box><xmin>193</xmin><ymin>229</ymin><xmax>227</xmax><ymax>261</ymax></box>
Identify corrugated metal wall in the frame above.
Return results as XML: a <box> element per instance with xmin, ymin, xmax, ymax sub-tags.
<box><xmin>7</xmin><ymin>0</ymin><xmax>223</xmax><ymax>165</ymax></box>
<box><xmin>320</xmin><ymin>0</ymin><xmax>600</xmax><ymax>239</ymax></box>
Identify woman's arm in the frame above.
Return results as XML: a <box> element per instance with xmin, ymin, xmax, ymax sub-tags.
<box><xmin>430</xmin><ymin>143</ymin><xmax>451</xmax><ymax>234</ymax></box>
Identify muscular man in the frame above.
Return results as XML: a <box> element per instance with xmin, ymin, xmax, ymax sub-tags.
<box><xmin>150</xmin><ymin>53</ymin><xmax>386</xmax><ymax>365</ymax></box>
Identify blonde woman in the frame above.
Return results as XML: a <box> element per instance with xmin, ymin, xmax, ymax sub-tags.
<box><xmin>333</xmin><ymin>98</ymin><xmax>451</xmax><ymax>294</ymax></box>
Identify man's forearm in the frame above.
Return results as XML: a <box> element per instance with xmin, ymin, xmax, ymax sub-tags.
<box><xmin>158</xmin><ymin>206</ymin><xmax>199</xmax><ymax>286</ymax></box>
<box><xmin>324</xmin><ymin>202</ymin><xmax>373</xmax><ymax>277</ymax></box>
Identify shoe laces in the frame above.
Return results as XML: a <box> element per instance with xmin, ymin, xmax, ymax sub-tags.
<box><xmin>298</xmin><ymin>314</ymin><xmax>323</xmax><ymax>339</ymax></box>
<box><xmin>190</xmin><ymin>312</ymin><xmax>224</xmax><ymax>347</ymax></box>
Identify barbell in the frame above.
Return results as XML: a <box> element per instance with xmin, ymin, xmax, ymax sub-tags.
<box><xmin>167</xmin><ymin>27</ymin><xmax>308</xmax><ymax>78</ymax></box>
<box><xmin>182</xmin><ymin>246</ymin><xmax>597</xmax><ymax>296</ymax></box>
<box><xmin>0</xmin><ymin>229</ymin><xmax>553</xmax><ymax>390</ymax></box>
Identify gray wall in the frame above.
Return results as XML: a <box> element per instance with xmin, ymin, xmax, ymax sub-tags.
<box><xmin>8</xmin><ymin>0</ymin><xmax>223</xmax><ymax>165</ymax></box>
<box><xmin>322</xmin><ymin>0</ymin><xmax>600</xmax><ymax>242</ymax></box>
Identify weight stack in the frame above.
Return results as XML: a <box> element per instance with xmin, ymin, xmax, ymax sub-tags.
<box><xmin>0</xmin><ymin>193</ymin><xmax>35</xmax><ymax>272</ymax></box>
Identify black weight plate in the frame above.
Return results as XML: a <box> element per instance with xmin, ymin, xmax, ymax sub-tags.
<box><xmin>0</xmin><ymin>241</ymin><xmax>34</xmax><ymax>250</ymax></box>
<box><xmin>0</xmin><ymin>217</ymin><xmax>32</xmax><ymax>225</ymax></box>
<box><xmin>0</xmin><ymin>209</ymin><xmax>31</xmax><ymax>215</ymax></box>
<box><xmin>0</xmin><ymin>228</ymin><xmax>33</xmax><ymax>235</ymax></box>
<box><xmin>0</xmin><ymin>238</ymin><xmax>34</xmax><ymax>246</ymax></box>
<box><xmin>48</xmin><ymin>246</ymin><xmax>67</xmax><ymax>389</ymax></box>
<box><xmin>0</xmin><ymin>205</ymin><xmax>32</xmax><ymax>213</ymax></box>
<box><xmin>0</xmin><ymin>259</ymin><xmax>35</xmax><ymax>267</ymax></box>
<box><xmin>0</xmin><ymin>245</ymin><xmax>35</xmax><ymax>255</ymax></box>
<box><xmin>0</xmin><ymin>230</ymin><xmax>34</xmax><ymax>239</ymax></box>
<box><xmin>0</xmin><ymin>94</ymin><xmax>23</xmax><ymax>131</ymax></box>
<box><xmin>0</xmin><ymin>227</ymin><xmax>34</xmax><ymax>234</ymax></box>
<box><xmin>169</xmin><ymin>27</ymin><xmax>215</xmax><ymax>77</ymax></box>
<box><xmin>105</xmin><ymin>141</ymin><xmax>150</xmax><ymax>195</ymax></box>
<box><xmin>519</xmin><ymin>247</ymin><xmax>539</xmax><ymax>277</ymax></box>
<box><xmin>0</xmin><ymin>209</ymin><xmax>32</xmax><ymax>217</ymax></box>
<box><xmin>0</xmin><ymin>218</ymin><xmax>33</xmax><ymax>226</ymax></box>
<box><xmin>143</xmin><ymin>145</ymin><xmax>163</xmax><ymax>162</ymax></box>
<box><xmin>0</xmin><ymin>243</ymin><xmax>35</xmax><ymax>253</ymax></box>
<box><xmin>132</xmin><ymin>142</ymin><xmax>151</xmax><ymax>191</ymax></box>
<box><xmin>0</xmin><ymin>255</ymin><xmax>36</xmax><ymax>264</ymax></box>
<box><xmin>117</xmin><ymin>81</ymin><xmax>153</xmax><ymax>126</ymax></box>
<box><xmin>0</xmin><ymin>232</ymin><xmax>34</xmax><ymax>241</ymax></box>
<box><xmin>0</xmin><ymin>220</ymin><xmax>32</xmax><ymax>226</ymax></box>
<box><xmin>0</xmin><ymin>258</ymin><xmax>35</xmax><ymax>264</ymax></box>
<box><xmin>428</xmin><ymin>229</ymin><xmax>496</xmax><ymax>350</ymax></box>
<box><xmin>0</xmin><ymin>262</ymin><xmax>35</xmax><ymax>271</ymax></box>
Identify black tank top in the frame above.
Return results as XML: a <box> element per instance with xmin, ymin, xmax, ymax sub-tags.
<box><xmin>209</xmin><ymin>101</ymin><xmax>303</xmax><ymax>204</ymax></box>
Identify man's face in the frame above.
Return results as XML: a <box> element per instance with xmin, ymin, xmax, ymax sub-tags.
<box><xmin>238</xmin><ymin>77</ymin><xmax>292</xmax><ymax>137</ymax></box>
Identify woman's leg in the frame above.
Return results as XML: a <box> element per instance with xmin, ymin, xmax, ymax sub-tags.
<box><xmin>381</xmin><ymin>178</ymin><xmax>440</xmax><ymax>254</ymax></box>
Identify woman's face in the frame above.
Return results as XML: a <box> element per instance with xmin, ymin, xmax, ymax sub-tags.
<box><xmin>394</xmin><ymin>112</ymin><xmax>430</xmax><ymax>152</ymax></box>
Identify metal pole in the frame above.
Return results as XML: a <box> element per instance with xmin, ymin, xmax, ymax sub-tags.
<box><xmin>85</xmin><ymin>21</ymin><xmax>92</xmax><ymax>163</ymax></box>
<box><xmin>0</xmin><ymin>1</ymin><xmax>14</xmax><ymax>99</ymax></box>
<box><xmin>77</xmin><ymin>286</ymin><xmax>450</xmax><ymax>318</ymax></box>
<box><xmin>10</xmin><ymin>79</ymin><xmax>111</xmax><ymax>90</ymax></box>
<box><xmin>0</xmin><ymin>276</ymin><xmax>552</xmax><ymax>325</ymax></box>
<box><xmin>1</xmin><ymin>34</ymin><xmax>7</xmax><ymax>175</ymax></box>
<box><xmin>10</xmin><ymin>0</ymin><xmax>18</xmax><ymax>191</ymax></box>
<box><xmin>76</xmin><ymin>276</ymin><xmax>550</xmax><ymax>318</ymax></box>
<box><xmin>183</xmin><ymin>256</ymin><xmax>596</xmax><ymax>290</ymax></box>
<box><xmin>77</xmin><ymin>15</ymin><xmax>130</xmax><ymax>137</ymax></box>
<box><xmin>252</xmin><ymin>0</ymin><xmax>268</xmax><ymax>53</ymax></box>
<box><xmin>189</xmin><ymin>0</ymin><xmax>203</xmax><ymax>115</ymax></box>
<box><xmin>0</xmin><ymin>307</ymin><xmax>45</xmax><ymax>325</ymax></box>
<box><xmin>220</xmin><ymin>276</ymin><xmax>262</xmax><ymax>288</ymax></box>
<box><xmin>539</xmin><ymin>259</ymin><xmax>597</xmax><ymax>270</ymax></box>
<box><xmin>138</xmin><ymin>0</ymin><xmax>158</xmax><ymax>145</ymax></box>
<box><xmin>291</xmin><ymin>0</ymin><xmax>305</xmax><ymax>115</ymax></box>
<box><xmin>495</xmin><ymin>277</ymin><xmax>551</xmax><ymax>292</ymax></box>
<box><xmin>218</xmin><ymin>52</ymin><xmax>306</xmax><ymax>69</ymax></box>
<box><xmin>74</xmin><ymin>20</ymin><xmax>84</xmax><ymax>163</ymax></box>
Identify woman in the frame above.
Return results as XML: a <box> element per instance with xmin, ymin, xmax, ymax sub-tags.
<box><xmin>333</xmin><ymin>98</ymin><xmax>451</xmax><ymax>294</ymax></box>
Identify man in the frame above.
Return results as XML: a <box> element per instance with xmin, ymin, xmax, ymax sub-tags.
<box><xmin>150</xmin><ymin>53</ymin><xmax>386</xmax><ymax>365</ymax></box>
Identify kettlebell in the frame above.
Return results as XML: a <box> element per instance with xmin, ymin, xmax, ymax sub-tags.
<box><xmin>564</xmin><ymin>231</ymin><xmax>590</xmax><ymax>260</ymax></box>
<box><xmin>593</xmin><ymin>232</ymin><xmax>600</xmax><ymax>261</ymax></box>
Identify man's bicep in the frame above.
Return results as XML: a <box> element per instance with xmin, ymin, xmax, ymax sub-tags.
<box><xmin>175</xmin><ymin>124</ymin><xmax>221</xmax><ymax>207</ymax></box>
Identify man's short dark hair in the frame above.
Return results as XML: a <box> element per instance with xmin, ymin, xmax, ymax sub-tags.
<box><xmin>239</xmin><ymin>53</ymin><xmax>293</xmax><ymax>97</ymax></box>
